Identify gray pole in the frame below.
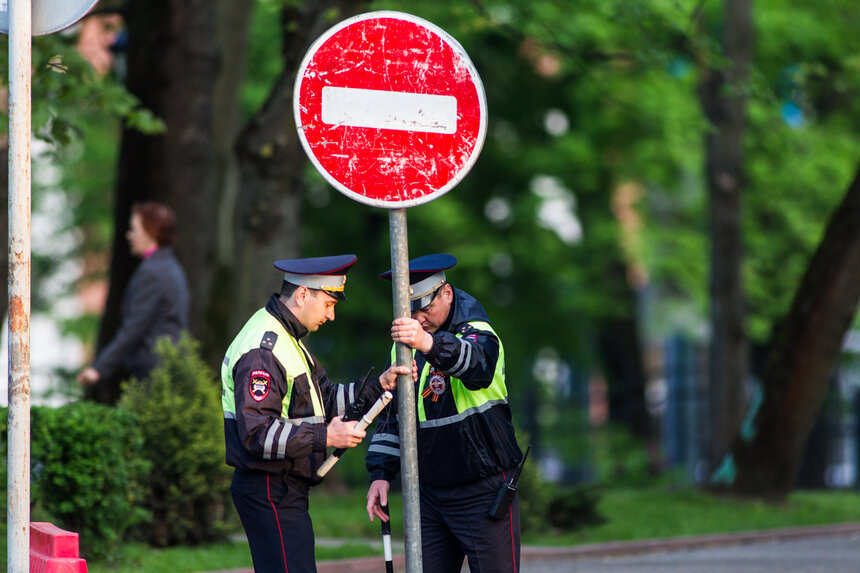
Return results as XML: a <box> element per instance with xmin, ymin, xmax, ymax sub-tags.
<box><xmin>388</xmin><ymin>208</ymin><xmax>423</xmax><ymax>572</ymax></box>
<box><xmin>7</xmin><ymin>0</ymin><xmax>33</xmax><ymax>570</ymax></box>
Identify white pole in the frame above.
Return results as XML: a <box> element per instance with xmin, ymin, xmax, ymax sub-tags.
<box><xmin>7</xmin><ymin>0</ymin><xmax>32</xmax><ymax>570</ymax></box>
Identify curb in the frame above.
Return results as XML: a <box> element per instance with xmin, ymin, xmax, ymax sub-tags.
<box><xmin>519</xmin><ymin>522</ymin><xmax>860</xmax><ymax>562</ymax></box>
<box><xmin>207</xmin><ymin>522</ymin><xmax>860</xmax><ymax>573</ymax></box>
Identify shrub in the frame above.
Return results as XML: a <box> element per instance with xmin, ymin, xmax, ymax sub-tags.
<box><xmin>119</xmin><ymin>333</ymin><xmax>234</xmax><ymax>546</ymax></box>
<box><xmin>543</xmin><ymin>483</ymin><xmax>605</xmax><ymax>530</ymax></box>
<box><xmin>18</xmin><ymin>402</ymin><xmax>150</xmax><ymax>561</ymax></box>
<box><xmin>516</xmin><ymin>444</ymin><xmax>605</xmax><ymax>534</ymax></box>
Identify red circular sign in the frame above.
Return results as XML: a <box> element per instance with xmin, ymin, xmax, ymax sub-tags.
<box><xmin>294</xmin><ymin>11</ymin><xmax>487</xmax><ymax>208</ymax></box>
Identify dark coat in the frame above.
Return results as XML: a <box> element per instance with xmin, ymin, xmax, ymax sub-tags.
<box><xmin>93</xmin><ymin>247</ymin><xmax>189</xmax><ymax>380</ymax></box>
<box><xmin>224</xmin><ymin>294</ymin><xmax>385</xmax><ymax>483</ymax></box>
<box><xmin>367</xmin><ymin>287</ymin><xmax>522</xmax><ymax>487</ymax></box>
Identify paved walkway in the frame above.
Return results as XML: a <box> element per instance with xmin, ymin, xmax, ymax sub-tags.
<box><xmin>209</xmin><ymin>522</ymin><xmax>860</xmax><ymax>573</ymax></box>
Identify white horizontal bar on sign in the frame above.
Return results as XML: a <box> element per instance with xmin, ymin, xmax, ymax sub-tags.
<box><xmin>321</xmin><ymin>86</ymin><xmax>457</xmax><ymax>134</ymax></box>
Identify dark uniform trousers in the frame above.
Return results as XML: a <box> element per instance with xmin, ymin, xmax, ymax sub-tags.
<box><xmin>420</xmin><ymin>469</ymin><xmax>521</xmax><ymax>573</ymax></box>
<box><xmin>230</xmin><ymin>469</ymin><xmax>316</xmax><ymax>573</ymax></box>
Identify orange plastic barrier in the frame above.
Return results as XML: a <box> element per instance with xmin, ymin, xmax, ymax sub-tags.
<box><xmin>29</xmin><ymin>522</ymin><xmax>88</xmax><ymax>573</ymax></box>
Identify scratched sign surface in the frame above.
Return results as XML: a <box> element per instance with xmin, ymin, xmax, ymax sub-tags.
<box><xmin>294</xmin><ymin>11</ymin><xmax>487</xmax><ymax>208</ymax></box>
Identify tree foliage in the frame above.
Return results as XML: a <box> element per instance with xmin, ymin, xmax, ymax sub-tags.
<box><xmin>25</xmin><ymin>0</ymin><xmax>860</xmax><ymax>499</ymax></box>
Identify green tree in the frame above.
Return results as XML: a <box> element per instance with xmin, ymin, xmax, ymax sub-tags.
<box><xmin>39</xmin><ymin>0</ymin><xmax>860</xmax><ymax>501</ymax></box>
<box><xmin>732</xmin><ymin>166</ymin><xmax>860</xmax><ymax>500</ymax></box>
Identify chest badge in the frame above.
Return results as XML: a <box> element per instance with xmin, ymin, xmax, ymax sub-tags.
<box><xmin>421</xmin><ymin>369</ymin><xmax>447</xmax><ymax>403</ymax></box>
<box><xmin>249</xmin><ymin>370</ymin><xmax>271</xmax><ymax>402</ymax></box>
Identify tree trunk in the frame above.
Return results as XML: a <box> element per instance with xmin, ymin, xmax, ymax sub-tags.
<box><xmin>90</xmin><ymin>0</ymin><xmax>232</xmax><ymax>402</ymax></box>
<box><xmin>732</xmin><ymin>165</ymin><xmax>860</xmax><ymax>501</ymax></box>
<box><xmin>231</xmin><ymin>1</ymin><xmax>364</xmax><ymax>329</ymax></box>
<box><xmin>697</xmin><ymin>0</ymin><xmax>753</xmax><ymax>468</ymax></box>
<box><xmin>199</xmin><ymin>0</ymin><xmax>253</xmax><ymax>366</ymax></box>
<box><xmin>600</xmin><ymin>311</ymin><xmax>649</xmax><ymax>439</ymax></box>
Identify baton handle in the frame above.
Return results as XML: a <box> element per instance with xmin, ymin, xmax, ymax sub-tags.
<box><xmin>359</xmin><ymin>391</ymin><xmax>393</xmax><ymax>431</ymax></box>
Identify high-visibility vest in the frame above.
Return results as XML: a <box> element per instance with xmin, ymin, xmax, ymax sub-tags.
<box><xmin>392</xmin><ymin>320</ymin><xmax>508</xmax><ymax>427</ymax></box>
<box><xmin>222</xmin><ymin>308</ymin><xmax>325</xmax><ymax>424</ymax></box>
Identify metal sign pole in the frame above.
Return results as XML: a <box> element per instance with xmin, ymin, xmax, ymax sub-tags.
<box><xmin>388</xmin><ymin>208</ymin><xmax>422</xmax><ymax>572</ymax></box>
<box><xmin>7</xmin><ymin>0</ymin><xmax>33</xmax><ymax>570</ymax></box>
<box><xmin>295</xmin><ymin>14</ymin><xmax>485</xmax><ymax>573</ymax></box>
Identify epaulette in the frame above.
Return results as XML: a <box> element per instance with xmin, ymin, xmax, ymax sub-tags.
<box><xmin>459</xmin><ymin>324</ymin><xmax>475</xmax><ymax>335</ymax></box>
<box><xmin>260</xmin><ymin>331</ymin><xmax>278</xmax><ymax>350</ymax></box>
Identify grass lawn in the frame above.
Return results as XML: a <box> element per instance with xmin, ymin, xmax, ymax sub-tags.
<box><xmin>73</xmin><ymin>486</ymin><xmax>860</xmax><ymax>572</ymax></box>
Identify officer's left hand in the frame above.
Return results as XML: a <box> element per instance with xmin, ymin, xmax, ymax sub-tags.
<box><xmin>379</xmin><ymin>363</ymin><xmax>417</xmax><ymax>391</ymax></box>
<box><xmin>391</xmin><ymin>317</ymin><xmax>434</xmax><ymax>353</ymax></box>
<box><xmin>326</xmin><ymin>416</ymin><xmax>366</xmax><ymax>449</ymax></box>
<box><xmin>366</xmin><ymin>479</ymin><xmax>391</xmax><ymax>522</ymax></box>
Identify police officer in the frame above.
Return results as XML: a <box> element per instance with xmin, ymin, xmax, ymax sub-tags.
<box><xmin>222</xmin><ymin>254</ymin><xmax>408</xmax><ymax>573</ymax></box>
<box><xmin>365</xmin><ymin>254</ymin><xmax>524</xmax><ymax>573</ymax></box>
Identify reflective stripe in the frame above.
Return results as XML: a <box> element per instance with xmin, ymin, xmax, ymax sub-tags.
<box><xmin>263</xmin><ymin>421</ymin><xmax>281</xmax><ymax>459</ymax></box>
<box><xmin>283</xmin><ymin>415</ymin><xmax>326</xmax><ymax>426</ymax></box>
<box><xmin>368</xmin><ymin>445</ymin><xmax>401</xmax><ymax>457</ymax></box>
<box><xmin>418</xmin><ymin>398</ymin><xmax>507</xmax><ymax>429</ymax></box>
<box><xmin>336</xmin><ymin>383</ymin><xmax>357</xmax><ymax>417</ymax></box>
<box><xmin>276</xmin><ymin>423</ymin><xmax>293</xmax><ymax>459</ymax></box>
<box><xmin>337</xmin><ymin>389</ymin><xmax>345</xmax><ymax>415</ymax></box>
<box><xmin>224</xmin><ymin>411</ymin><xmax>236</xmax><ymax>420</ymax></box>
<box><xmin>372</xmin><ymin>432</ymin><xmax>400</xmax><ymax>445</ymax></box>
<box><xmin>449</xmin><ymin>338</ymin><xmax>473</xmax><ymax>378</ymax></box>
<box><xmin>263</xmin><ymin>417</ymin><xmax>323</xmax><ymax>460</ymax></box>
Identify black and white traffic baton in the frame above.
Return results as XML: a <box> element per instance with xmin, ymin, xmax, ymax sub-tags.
<box><xmin>381</xmin><ymin>503</ymin><xmax>394</xmax><ymax>573</ymax></box>
<box><xmin>316</xmin><ymin>390</ymin><xmax>394</xmax><ymax>478</ymax></box>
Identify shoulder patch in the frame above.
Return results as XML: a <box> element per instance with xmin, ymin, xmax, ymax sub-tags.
<box><xmin>459</xmin><ymin>323</ymin><xmax>485</xmax><ymax>342</ymax></box>
<box><xmin>260</xmin><ymin>331</ymin><xmax>278</xmax><ymax>350</ymax></box>
<box><xmin>249</xmin><ymin>370</ymin><xmax>271</xmax><ymax>401</ymax></box>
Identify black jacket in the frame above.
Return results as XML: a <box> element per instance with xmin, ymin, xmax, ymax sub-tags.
<box><xmin>93</xmin><ymin>247</ymin><xmax>189</xmax><ymax>380</ymax></box>
<box><xmin>225</xmin><ymin>295</ymin><xmax>384</xmax><ymax>484</ymax></box>
<box><xmin>366</xmin><ymin>287</ymin><xmax>522</xmax><ymax>487</ymax></box>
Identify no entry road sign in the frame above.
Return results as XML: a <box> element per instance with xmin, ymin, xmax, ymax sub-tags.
<box><xmin>294</xmin><ymin>11</ymin><xmax>487</xmax><ymax>208</ymax></box>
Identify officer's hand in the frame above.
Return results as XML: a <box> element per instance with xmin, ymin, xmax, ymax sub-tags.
<box><xmin>391</xmin><ymin>317</ymin><xmax>434</xmax><ymax>353</ymax></box>
<box><xmin>379</xmin><ymin>364</ymin><xmax>416</xmax><ymax>391</ymax></box>
<box><xmin>326</xmin><ymin>416</ymin><xmax>365</xmax><ymax>449</ymax></box>
<box><xmin>366</xmin><ymin>479</ymin><xmax>391</xmax><ymax>522</ymax></box>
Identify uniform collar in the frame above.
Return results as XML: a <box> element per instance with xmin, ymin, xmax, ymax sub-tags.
<box><xmin>439</xmin><ymin>294</ymin><xmax>455</xmax><ymax>333</ymax></box>
<box><xmin>445</xmin><ymin>287</ymin><xmax>489</xmax><ymax>331</ymax></box>
<box><xmin>265</xmin><ymin>294</ymin><xmax>309</xmax><ymax>340</ymax></box>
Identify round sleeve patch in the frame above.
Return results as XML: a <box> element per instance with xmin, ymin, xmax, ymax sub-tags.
<box><xmin>249</xmin><ymin>370</ymin><xmax>272</xmax><ymax>402</ymax></box>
